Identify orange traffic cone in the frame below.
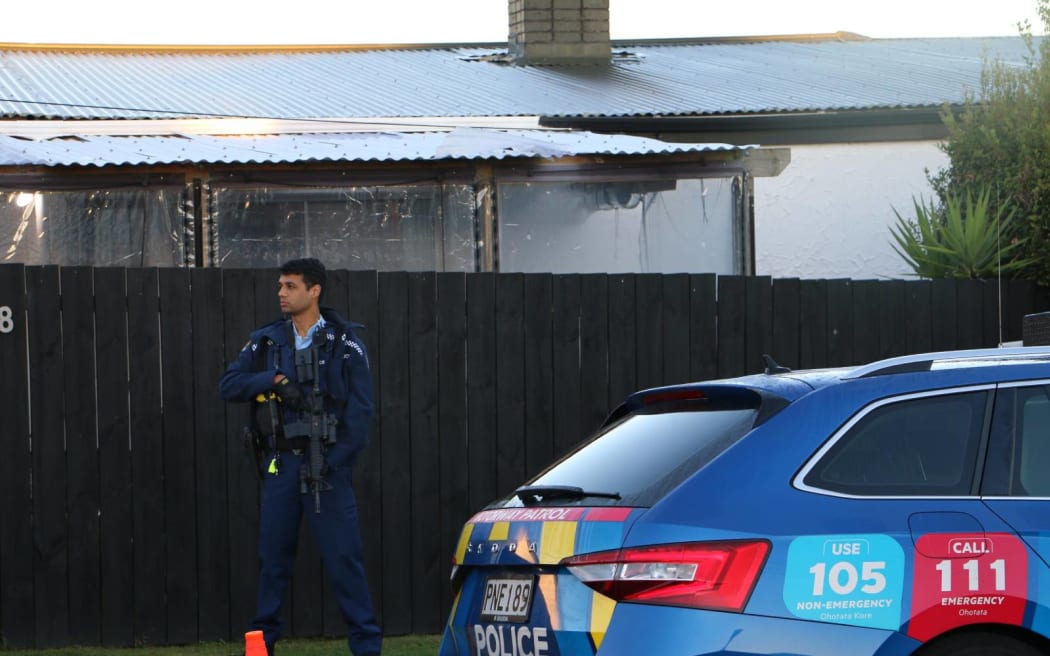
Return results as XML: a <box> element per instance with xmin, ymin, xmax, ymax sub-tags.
<box><xmin>245</xmin><ymin>630</ymin><xmax>267</xmax><ymax>656</ymax></box>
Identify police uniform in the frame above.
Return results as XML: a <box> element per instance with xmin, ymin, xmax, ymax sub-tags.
<box><xmin>219</xmin><ymin>308</ymin><xmax>381</xmax><ymax>656</ymax></box>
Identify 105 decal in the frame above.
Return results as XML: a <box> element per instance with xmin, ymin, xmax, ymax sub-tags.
<box><xmin>784</xmin><ymin>534</ymin><xmax>905</xmax><ymax>630</ymax></box>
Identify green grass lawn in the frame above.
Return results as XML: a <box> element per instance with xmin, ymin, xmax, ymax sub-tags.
<box><xmin>0</xmin><ymin>634</ymin><xmax>441</xmax><ymax>655</ymax></box>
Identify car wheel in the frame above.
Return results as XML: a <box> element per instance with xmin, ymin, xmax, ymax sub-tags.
<box><xmin>918</xmin><ymin>632</ymin><xmax>1045</xmax><ymax>656</ymax></box>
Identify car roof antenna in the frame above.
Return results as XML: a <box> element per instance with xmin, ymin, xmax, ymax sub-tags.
<box><xmin>762</xmin><ymin>354</ymin><xmax>792</xmax><ymax>375</ymax></box>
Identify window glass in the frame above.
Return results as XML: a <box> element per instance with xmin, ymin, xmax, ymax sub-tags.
<box><xmin>495</xmin><ymin>403</ymin><xmax>759</xmax><ymax>507</ymax></box>
<box><xmin>805</xmin><ymin>391</ymin><xmax>988</xmax><ymax>496</ymax></box>
<box><xmin>213</xmin><ymin>184</ymin><xmax>476</xmax><ymax>271</ymax></box>
<box><xmin>983</xmin><ymin>386</ymin><xmax>1050</xmax><ymax>497</ymax></box>
<box><xmin>1</xmin><ymin>189</ymin><xmax>190</xmax><ymax>266</ymax></box>
<box><xmin>497</xmin><ymin>177</ymin><xmax>741</xmax><ymax>274</ymax></box>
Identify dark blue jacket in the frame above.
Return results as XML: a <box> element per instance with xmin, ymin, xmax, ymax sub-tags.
<box><xmin>219</xmin><ymin>307</ymin><xmax>374</xmax><ymax>469</ymax></box>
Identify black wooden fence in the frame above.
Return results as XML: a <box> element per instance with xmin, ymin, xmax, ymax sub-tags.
<box><xmin>0</xmin><ymin>264</ymin><xmax>1047</xmax><ymax>648</ymax></box>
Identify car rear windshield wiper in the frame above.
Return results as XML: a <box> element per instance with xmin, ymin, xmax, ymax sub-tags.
<box><xmin>514</xmin><ymin>484</ymin><xmax>621</xmax><ymax>504</ymax></box>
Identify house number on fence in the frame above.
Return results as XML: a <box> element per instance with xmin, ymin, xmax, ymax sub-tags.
<box><xmin>0</xmin><ymin>306</ymin><xmax>13</xmax><ymax>334</ymax></box>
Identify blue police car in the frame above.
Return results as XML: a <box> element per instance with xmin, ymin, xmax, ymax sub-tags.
<box><xmin>439</xmin><ymin>346</ymin><xmax>1050</xmax><ymax>656</ymax></box>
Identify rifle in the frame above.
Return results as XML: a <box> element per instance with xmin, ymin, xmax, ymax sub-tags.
<box><xmin>282</xmin><ymin>330</ymin><xmax>338</xmax><ymax>513</ymax></box>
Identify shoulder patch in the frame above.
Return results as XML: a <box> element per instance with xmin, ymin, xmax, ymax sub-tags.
<box><xmin>341</xmin><ymin>332</ymin><xmax>368</xmax><ymax>367</ymax></box>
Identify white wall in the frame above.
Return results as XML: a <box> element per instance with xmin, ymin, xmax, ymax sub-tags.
<box><xmin>754</xmin><ymin>141</ymin><xmax>950</xmax><ymax>280</ymax></box>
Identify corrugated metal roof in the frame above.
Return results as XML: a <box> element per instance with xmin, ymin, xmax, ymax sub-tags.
<box><xmin>0</xmin><ymin>128</ymin><xmax>748</xmax><ymax>167</ymax></box>
<box><xmin>0</xmin><ymin>35</ymin><xmax>1031</xmax><ymax>121</ymax></box>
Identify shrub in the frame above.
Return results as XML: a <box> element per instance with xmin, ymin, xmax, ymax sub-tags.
<box><xmin>890</xmin><ymin>187</ymin><xmax>1033</xmax><ymax>279</ymax></box>
<box><xmin>928</xmin><ymin>0</ymin><xmax>1050</xmax><ymax>282</ymax></box>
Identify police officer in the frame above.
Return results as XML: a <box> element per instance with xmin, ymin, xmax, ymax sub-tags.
<box><xmin>219</xmin><ymin>258</ymin><xmax>381</xmax><ymax>656</ymax></box>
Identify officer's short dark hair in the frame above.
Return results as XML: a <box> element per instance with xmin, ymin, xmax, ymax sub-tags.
<box><xmin>280</xmin><ymin>257</ymin><xmax>326</xmax><ymax>300</ymax></box>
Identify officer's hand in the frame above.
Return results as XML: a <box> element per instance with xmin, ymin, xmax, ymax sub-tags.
<box><xmin>275</xmin><ymin>377</ymin><xmax>304</xmax><ymax>409</ymax></box>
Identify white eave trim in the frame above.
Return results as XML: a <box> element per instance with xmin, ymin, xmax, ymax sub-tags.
<box><xmin>0</xmin><ymin>115</ymin><xmax>546</xmax><ymax>139</ymax></box>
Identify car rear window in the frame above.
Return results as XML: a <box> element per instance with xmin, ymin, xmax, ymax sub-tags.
<box><xmin>497</xmin><ymin>395</ymin><xmax>761</xmax><ymax>508</ymax></box>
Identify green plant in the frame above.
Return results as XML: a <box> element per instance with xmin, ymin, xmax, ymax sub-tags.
<box><xmin>927</xmin><ymin>0</ymin><xmax>1050</xmax><ymax>282</ymax></box>
<box><xmin>890</xmin><ymin>187</ymin><xmax>1034</xmax><ymax>279</ymax></box>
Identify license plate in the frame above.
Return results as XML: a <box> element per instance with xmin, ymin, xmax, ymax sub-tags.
<box><xmin>480</xmin><ymin>575</ymin><xmax>535</xmax><ymax>623</ymax></box>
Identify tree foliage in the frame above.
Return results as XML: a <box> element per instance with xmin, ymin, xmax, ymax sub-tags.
<box><xmin>927</xmin><ymin>0</ymin><xmax>1050</xmax><ymax>282</ymax></box>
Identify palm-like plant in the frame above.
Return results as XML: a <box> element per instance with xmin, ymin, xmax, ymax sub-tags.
<box><xmin>889</xmin><ymin>187</ymin><xmax>1034</xmax><ymax>279</ymax></box>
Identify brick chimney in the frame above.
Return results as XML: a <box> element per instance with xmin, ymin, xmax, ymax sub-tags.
<box><xmin>509</xmin><ymin>0</ymin><xmax>610</xmax><ymax>65</ymax></box>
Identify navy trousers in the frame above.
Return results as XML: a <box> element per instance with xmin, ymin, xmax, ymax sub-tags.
<box><xmin>251</xmin><ymin>453</ymin><xmax>382</xmax><ymax>655</ymax></box>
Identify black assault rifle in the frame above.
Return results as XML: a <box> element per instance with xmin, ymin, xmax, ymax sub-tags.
<box><xmin>281</xmin><ymin>331</ymin><xmax>338</xmax><ymax>513</ymax></box>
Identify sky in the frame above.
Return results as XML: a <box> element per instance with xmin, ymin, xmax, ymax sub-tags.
<box><xmin>0</xmin><ymin>0</ymin><xmax>1043</xmax><ymax>45</ymax></box>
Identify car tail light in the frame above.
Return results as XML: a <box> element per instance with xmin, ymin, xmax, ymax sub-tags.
<box><xmin>562</xmin><ymin>540</ymin><xmax>770</xmax><ymax>612</ymax></box>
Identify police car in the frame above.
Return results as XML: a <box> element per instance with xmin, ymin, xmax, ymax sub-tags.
<box><xmin>439</xmin><ymin>346</ymin><xmax>1050</xmax><ymax>656</ymax></box>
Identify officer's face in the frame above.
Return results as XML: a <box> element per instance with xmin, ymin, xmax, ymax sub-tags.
<box><xmin>277</xmin><ymin>273</ymin><xmax>320</xmax><ymax>316</ymax></box>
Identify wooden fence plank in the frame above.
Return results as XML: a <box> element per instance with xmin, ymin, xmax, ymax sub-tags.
<box><xmin>1006</xmin><ymin>279</ymin><xmax>1035</xmax><ymax>342</ymax></box>
<box><xmin>408</xmin><ymin>272</ymin><xmax>442</xmax><ymax>635</ymax></box>
<box><xmin>931</xmin><ymin>279</ymin><xmax>958</xmax><ymax>352</ymax></box>
<box><xmin>662</xmin><ymin>274</ymin><xmax>690</xmax><ymax>385</ymax></box>
<box><xmin>879</xmin><ymin>280</ymin><xmax>906</xmax><ymax>359</ymax></box>
<box><xmin>0</xmin><ymin>264</ymin><xmax>34</xmax><ymax>647</ymax></box>
<box><xmin>956</xmin><ymin>279</ymin><xmax>984</xmax><ymax>349</ymax></box>
<box><xmin>326</xmin><ymin>268</ymin><xmax>350</xmax><ymax>318</ymax></box>
<box><xmin>436</xmin><ymin>272</ymin><xmax>468</xmax><ymax>624</ymax></box>
<box><xmin>689</xmin><ymin>274</ymin><xmax>717</xmax><ymax>381</ymax></box>
<box><xmin>524</xmin><ymin>274</ymin><xmax>554</xmax><ymax>478</ymax></box>
<box><xmin>635</xmin><ymin>274</ymin><xmax>663</xmax><ymax>390</ymax></box>
<box><xmin>219</xmin><ymin>269</ymin><xmax>262</xmax><ymax>640</ymax></box>
<box><xmin>60</xmin><ymin>266</ymin><xmax>100</xmax><ymax>646</ymax></box>
<box><xmin>607</xmin><ymin>274</ymin><xmax>636</xmax><ymax>408</ymax></box>
<box><xmin>579</xmin><ymin>274</ymin><xmax>610</xmax><ymax>435</ymax></box>
<box><xmin>904</xmin><ymin>281</ymin><xmax>933</xmax><ymax>355</ymax></box>
<box><xmin>1034</xmin><ymin>284</ymin><xmax>1050</xmax><ymax>340</ymax></box>
<box><xmin>826</xmin><ymin>279</ymin><xmax>854</xmax><ymax>367</ymax></box>
<box><xmin>982</xmin><ymin>280</ymin><xmax>1002</xmax><ymax>347</ymax></box>
<box><xmin>160</xmin><ymin>268</ymin><xmax>198</xmax><ymax>645</ymax></box>
<box><xmin>466</xmin><ymin>274</ymin><xmax>498</xmax><ymax>511</ymax></box>
<box><xmin>377</xmin><ymin>272</ymin><xmax>411</xmax><ymax>635</ymax></box>
<box><xmin>495</xmin><ymin>274</ymin><xmax>526</xmax><ymax>487</ymax></box>
<box><xmin>553</xmin><ymin>274</ymin><xmax>583</xmax><ymax>456</ymax></box>
<box><xmin>190</xmin><ymin>268</ymin><xmax>231</xmax><ymax>642</ymax></box>
<box><xmin>128</xmin><ymin>267</ymin><xmax>166</xmax><ymax>646</ymax></box>
<box><xmin>94</xmin><ymin>268</ymin><xmax>134</xmax><ymax>646</ymax></box>
<box><xmin>771</xmin><ymin>278</ymin><xmax>800</xmax><ymax>370</ymax></box>
<box><xmin>799</xmin><ymin>279</ymin><xmax>828</xmax><ymax>369</ymax></box>
<box><xmin>745</xmin><ymin>276</ymin><xmax>773</xmax><ymax>375</ymax></box>
<box><xmin>28</xmin><ymin>265</ymin><xmax>68</xmax><ymax>648</ymax></box>
<box><xmin>253</xmin><ymin>268</ymin><xmax>279</xmax><ymax>326</ymax></box>
<box><xmin>852</xmin><ymin>280</ymin><xmax>881</xmax><ymax>366</ymax></box>
<box><xmin>717</xmin><ymin>276</ymin><xmax>746</xmax><ymax>377</ymax></box>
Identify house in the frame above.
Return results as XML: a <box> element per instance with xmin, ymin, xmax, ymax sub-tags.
<box><xmin>0</xmin><ymin>0</ymin><xmax>1032</xmax><ymax>277</ymax></box>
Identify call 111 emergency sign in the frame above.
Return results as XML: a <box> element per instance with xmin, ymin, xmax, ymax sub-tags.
<box><xmin>908</xmin><ymin>532</ymin><xmax>1027</xmax><ymax>641</ymax></box>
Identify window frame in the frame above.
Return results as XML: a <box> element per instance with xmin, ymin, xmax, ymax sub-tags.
<box><xmin>793</xmin><ymin>384</ymin><xmax>996</xmax><ymax>500</ymax></box>
<box><xmin>981</xmin><ymin>378</ymin><xmax>1050</xmax><ymax>499</ymax></box>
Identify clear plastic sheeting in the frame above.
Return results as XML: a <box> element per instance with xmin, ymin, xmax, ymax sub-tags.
<box><xmin>497</xmin><ymin>177</ymin><xmax>741</xmax><ymax>274</ymax></box>
<box><xmin>0</xmin><ymin>189</ymin><xmax>191</xmax><ymax>266</ymax></box>
<box><xmin>213</xmin><ymin>184</ymin><xmax>476</xmax><ymax>272</ymax></box>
